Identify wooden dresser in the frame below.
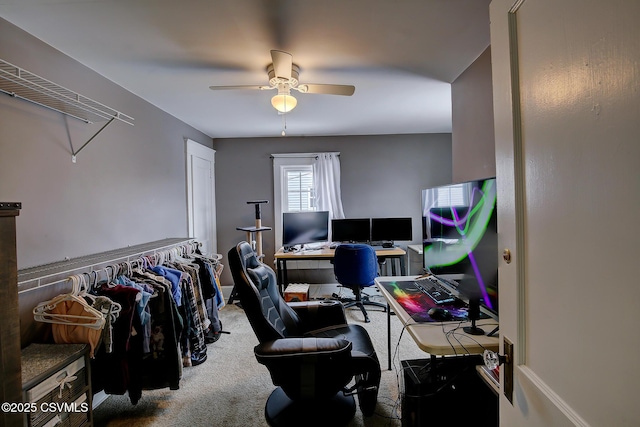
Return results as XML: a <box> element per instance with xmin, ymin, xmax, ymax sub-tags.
<box><xmin>0</xmin><ymin>202</ymin><xmax>22</xmax><ymax>427</ymax></box>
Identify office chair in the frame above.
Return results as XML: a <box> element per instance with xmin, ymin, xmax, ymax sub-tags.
<box><xmin>228</xmin><ymin>241</ymin><xmax>381</xmax><ymax>427</ymax></box>
<box><xmin>333</xmin><ymin>243</ymin><xmax>387</xmax><ymax>323</ymax></box>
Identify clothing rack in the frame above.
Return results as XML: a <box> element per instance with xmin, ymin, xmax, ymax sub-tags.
<box><xmin>23</xmin><ymin>237</ymin><xmax>225</xmax><ymax>408</ymax></box>
<box><xmin>18</xmin><ymin>238</ymin><xmax>199</xmax><ymax>294</ymax></box>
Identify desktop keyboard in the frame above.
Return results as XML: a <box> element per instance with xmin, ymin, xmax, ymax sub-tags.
<box><xmin>414</xmin><ymin>275</ymin><xmax>457</xmax><ymax>305</ymax></box>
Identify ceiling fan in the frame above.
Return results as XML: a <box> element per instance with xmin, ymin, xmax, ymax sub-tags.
<box><xmin>209</xmin><ymin>50</ymin><xmax>355</xmax><ymax>113</ymax></box>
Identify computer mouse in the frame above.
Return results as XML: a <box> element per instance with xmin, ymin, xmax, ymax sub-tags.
<box><xmin>428</xmin><ymin>307</ymin><xmax>453</xmax><ymax>321</ymax></box>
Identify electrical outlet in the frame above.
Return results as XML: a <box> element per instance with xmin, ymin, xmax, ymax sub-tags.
<box><xmin>504</xmin><ymin>337</ymin><xmax>514</xmax><ymax>404</ymax></box>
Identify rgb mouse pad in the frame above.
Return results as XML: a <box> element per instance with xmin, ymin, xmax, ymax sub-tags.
<box><xmin>379</xmin><ymin>280</ymin><xmax>468</xmax><ymax>323</ymax></box>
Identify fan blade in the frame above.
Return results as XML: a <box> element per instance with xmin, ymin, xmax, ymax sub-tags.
<box><xmin>270</xmin><ymin>50</ymin><xmax>293</xmax><ymax>80</ymax></box>
<box><xmin>296</xmin><ymin>84</ymin><xmax>355</xmax><ymax>96</ymax></box>
<box><xmin>209</xmin><ymin>85</ymin><xmax>272</xmax><ymax>91</ymax></box>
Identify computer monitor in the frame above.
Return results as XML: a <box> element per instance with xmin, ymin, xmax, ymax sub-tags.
<box><xmin>421</xmin><ymin>178</ymin><xmax>498</xmax><ymax>318</ymax></box>
<box><xmin>282</xmin><ymin>211</ymin><xmax>329</xmax><ymax>248</ymax></box>
<box><xmin>331</xmin><ymin>218</ymin><xmax>371</xmax><ymax>243</ymax></box>
<box><xmin>371</xmin><ymin>218</ymin><xmax>413</xmax><ymax>243</ymax></box>
<box><xmin>428</xmin><ymin>207</ymin><xmax>469</xmax><ymax>239</ymax></box>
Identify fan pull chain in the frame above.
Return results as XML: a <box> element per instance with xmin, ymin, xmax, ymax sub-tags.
<box><xmin>281</xmin><ymin>111</ymin><xmax>287</xmax><ymax>136</ymax></box>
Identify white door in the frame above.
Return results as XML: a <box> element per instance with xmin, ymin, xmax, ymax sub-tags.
<box><xmin>186</xmin><ymin>139</ymin><xmax>217</xmax><ymax>255</ymax></box>
<box><xmin>491</xmin><ymin>1</ymin><xmax>640</xmax><ymax>426</ymax></box>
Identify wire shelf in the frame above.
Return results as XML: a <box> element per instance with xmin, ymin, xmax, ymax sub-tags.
<box><xmin>0</xmin><ymin>58</ymin><xmax>134</xmax><ymax>125</ymax></box>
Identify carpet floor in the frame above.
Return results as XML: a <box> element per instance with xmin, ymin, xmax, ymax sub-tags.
<box><xmin>93</xmin><ymin>291</ymin><xmax>429</xmax><ymax>427</ymax></box>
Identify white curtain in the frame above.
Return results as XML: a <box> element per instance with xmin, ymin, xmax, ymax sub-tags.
<box><xmin>313</xmin><ymin>153</ymin><xmax>345</xmax><ymax>219</ymax></box>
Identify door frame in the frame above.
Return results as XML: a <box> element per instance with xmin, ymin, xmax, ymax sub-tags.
<box><xmin>186</xmin><ymin>138</ymin><xmax>217</xmax><ymax>254</ymax></box>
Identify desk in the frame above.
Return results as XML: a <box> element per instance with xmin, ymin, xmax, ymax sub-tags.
<box><xmin>274</xmin><ymin>246</ymin><xmax>406</xmax><ymax>290</ymax></box>
<box><xmin>375</xmin><ymin>276</ymin><xmax>499</xmax><ymax>370</ymax></box>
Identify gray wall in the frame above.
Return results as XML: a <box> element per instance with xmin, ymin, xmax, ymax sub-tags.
<box><xmin>451</xmin><ymin>46</ymin><xmax>495</xmax><ymax>182</ymax></box>
<box><xmin>0</xmin><ymin>18</ymin><xmax>212</xmax><ymax>269</ymax></box>
<box><xmin>213</xmin><ymin>133</ymin><xmax>452</xmax><ymax>286</ymax></box>
<box><xmin>0</xmin><ymin>18</ymin><xmax>212</xmax><ymax>345</ymax></box>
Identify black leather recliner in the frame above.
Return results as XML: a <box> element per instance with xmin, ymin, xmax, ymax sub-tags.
<box><xmin>228</xmin><ymin>241</ymin><xmax>381</xmax><ymax>427</ymax></box>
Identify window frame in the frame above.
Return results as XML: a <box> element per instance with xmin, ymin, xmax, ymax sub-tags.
<box><xmin>272</xmin><ymin>153</ymin><xmax>317</xmax><ymax>250</ymax></box>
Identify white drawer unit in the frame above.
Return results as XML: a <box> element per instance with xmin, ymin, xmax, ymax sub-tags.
<box><xmin>21</xmin><ymin>344</ymin><xmax>92</xmax><ymax>427</ymax></box>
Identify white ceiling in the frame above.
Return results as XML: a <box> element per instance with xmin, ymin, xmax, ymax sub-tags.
<box><xmin>0</xmin><ymin>0</ymin><xmax>491</xmax><ymax>139</ymax></box>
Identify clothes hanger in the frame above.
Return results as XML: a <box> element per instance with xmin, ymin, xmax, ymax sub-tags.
<box><xmin>156</xmin><ymin>251</ymin><xmax>165</xmax><ymax>266</ymax></box>
<box><xmin>78</xmin><ymin>273</ymin><xmax>97</xmax><ymax>303</ymax></box>
<box><xmin>77</xmin><ymin>273</ymin><xmax>122</xmax><ymax>323</ymax></box>
<box><xmin>103</xmin><ymin>264</ymin><xmax>115</xmax><ymax>283</ymax></box>
<box><xmin>191</xmin><ymin>251</ymin><xmax>223</xmax><ymax>262</ymax></box>
<box><xmin>172</xmin><ymin>247</ymin><xmax>194</xmax><ymax>264</ymax></box>
<box><xmin>133</xmin><ymin>258</ymin><xmax>144</xmax><ymax>272</ymax></box>
<box><xmin>33</xmin><ymin>275</ymin><xmax>106</xmax><ymax>330</ymax></box>
<box><xmin>143</xmin><ymin>255</ymin><xmax>154</xmax><ymax>268</ymax></box>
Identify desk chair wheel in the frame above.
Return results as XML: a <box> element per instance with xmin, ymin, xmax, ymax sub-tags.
<box><xmin>344</xmin><ymin>295</ymin><xmax>387</xmax><ymax>323</ymax></box>
<box><xmin>333</xmin><ymin>287</ymin><xmax>387</xmax><ymax>323</ymax></box>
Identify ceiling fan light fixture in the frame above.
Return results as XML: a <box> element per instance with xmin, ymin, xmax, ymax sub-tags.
<box><xmin>271</xmin><ymin>93</ymin><xmax>297</xmax><ymax>113</ymax></box>
<box><xmin>210</xmin><ymin>50</ymin><xmax>354</xmax><ymax>120</ymax></box>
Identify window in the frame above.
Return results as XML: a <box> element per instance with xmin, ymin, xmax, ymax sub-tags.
<box><xmin>284</xmin><ymin>166</ymin><xmax>316</xmax><ymax>212</ymax></box>
<box><xmin>272</xmin><ymin>152</ymin><xmax>343</xmax><ymax>251</ymax></box>
<box><xmin>272</xmin><ymin>154</ymin><xmax>316</xmax><ymax>250</ymax></box>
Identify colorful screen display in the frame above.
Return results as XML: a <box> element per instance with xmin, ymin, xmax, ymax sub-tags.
<box><xmin>421</xmin><ymin>178</ymin><xmax>498</xmax><ymax>316</ymax></box>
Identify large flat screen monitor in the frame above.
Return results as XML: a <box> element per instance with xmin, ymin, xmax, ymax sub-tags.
<box><xmin>282</xmin><ymin>211</ymin><xmax>329</xmax><ymax>248</ymax></box>
<box><xmin>331</xmin><ymin>218</ymin><xmax>371</xmax><ymax>243</ymax></box>
<box><xmin>421</xmin><ymin>178</ymin><xmax>498</xmax><ymax>317</ymax></box>
<box><xmin>371</xmin><ymin>217</ymin><xmax>413</xmax><ymax>243</ymax></box>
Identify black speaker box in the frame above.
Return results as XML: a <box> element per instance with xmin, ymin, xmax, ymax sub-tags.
<box><xmin>401</xmin><ymin>355</ymin><xmax>498</xmax><ymax>427</ymax></box>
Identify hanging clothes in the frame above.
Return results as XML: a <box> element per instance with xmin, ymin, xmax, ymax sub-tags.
<box><xmin>171</xmin><ymin>262</ymin><xmax>211</xmax><ymax>331</ymax></box>
<box><xmin>49</xmin><ymin>299</ymin><xmax>103</xmax><ymax>358</ymax></box>
<box><xmin>132</xmin><ymin>270</ymin><xmax>184</xmax><ymax>392</ymax></box>
<box><xmin>149</xmin><ymin>265</ymin><xmax>183</xmax><ymax>307</ymax></box>
<box><xmin>91</xmin><ymin>283</ymin><xmax>144</xmax><ymax>405</ymax></box>
<box><xmin>33</xmin><ymin>241</ymin><xmax>226</xmax><ymax>407</ymax></box>
<box><xmin>191</xmin><ymin>254</ymin><xmax>224</xmax><ymax>338</ymax></box>
<box><xmin>91</xmin><ymin>295</ymin><xmax>118</xmax><ymax>354</ymax></box>
<box><xmin>147</xmin><ymin>265</ymin><xmax>207</xmax><ymax>366</ymax></box>
<box><xmin>116</xmin><ymin>275</ymin><xmax>154</xmax><ymax>354</ymax></box>
<box><xmin>33</xmin><ymin>276</ymin><xmax>108</xmax><ymax>358</ymax></box>
<box><xmin>168</xmin><ymin>262</ymin><xmax>208</xmax><ymax>366</ymax></box>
